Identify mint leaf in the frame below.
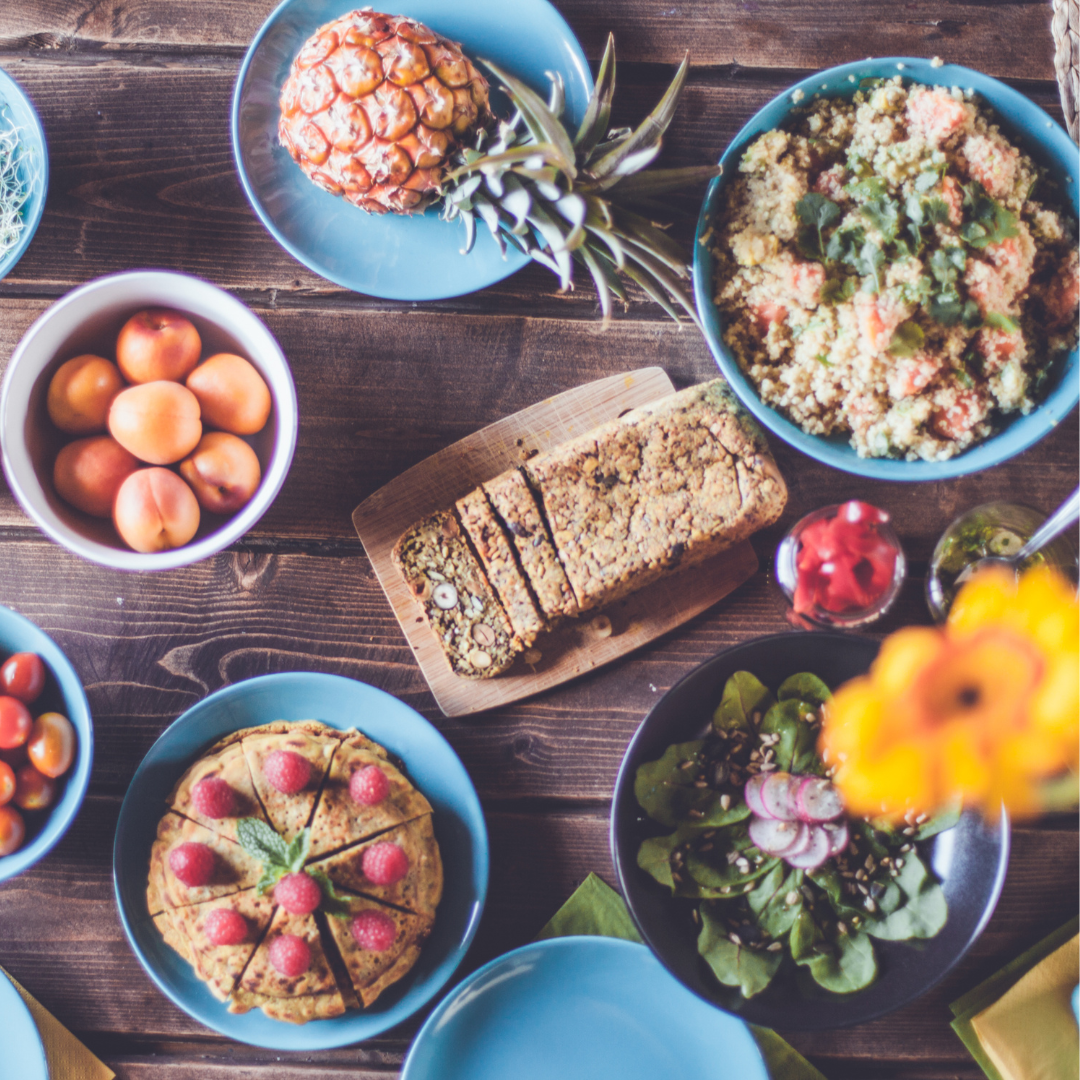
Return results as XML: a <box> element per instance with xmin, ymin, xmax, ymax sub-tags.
<box><xmin>889</xmin><ymin>320</ymin><xmax>925</xmax><ymax>357</ymax></box>
<box><xmin>256</xmin><ymin>866</ymin><xmax>284</xmax><ymax>896</ymax></box>
<box><xmin>309</xmin><ymin>868</ymin><xmax>354</xmax><ymax>921</ymax></box>
<box><xmin>984</xmin><ymin>311</ymin><xmax>1020</xmax><ymax>334</ymax></box>
<box><xmin>237</xmin><ymin>817</ymin><xmax>289</xmax><ymax>868</ymax></box>
<box><xmin>284</xmin><ymin>828</ymin><xmax>311</xmax><ymax>874</ymax></box>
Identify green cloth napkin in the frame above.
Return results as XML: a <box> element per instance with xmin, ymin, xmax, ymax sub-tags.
<box><xmin>536</xmin><ymin>873</ymin><xmax>828</xmax><ymax>1080</ymax></box>
<box><xmin>950</xmin><ymin>916</ymin><xmax>1080</xmax><ymax>1080</ymax></box>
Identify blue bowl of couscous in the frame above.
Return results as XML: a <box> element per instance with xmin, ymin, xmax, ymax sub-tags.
<box><xmin>693</xmin><ymin>57</ymin><xmax>1079</xmax><ymax>481</ymax></box>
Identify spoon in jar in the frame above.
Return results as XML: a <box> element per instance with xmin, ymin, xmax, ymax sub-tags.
<box><xmin>955</xmin><ymin>487</ymin><xmax>1080</xmax><ymax>585</ymax></box>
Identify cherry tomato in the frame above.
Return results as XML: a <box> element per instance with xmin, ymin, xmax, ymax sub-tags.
<box><xmin>0</xmin><ymin>805</ymin><xmax>25</xmax><ymax>856</ymax></box>
<box><xmin>27</xmin><ymin>712</ymin><xmax>76</xmax><ymax>779</ymax></box>
<box><xmin>0</xmin><ymin>696</ymin><xmax>32</xmax><ymax>750</ymax></box>
<box><xmin>0</xmin><ymin>653</ymin><xmax>46</xmax><ymax>705</ymax></box>
<box><xmin>0</xmin><ymin>760</ymin><xmax>14</xmax><ymax>806</ymax></box>
<box><xmin>14</xmin><ymin>763</ymin><xmax>55</xmax><ymax>811</ymax></box>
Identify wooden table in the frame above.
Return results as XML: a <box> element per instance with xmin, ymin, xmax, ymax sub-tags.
<box><xmin>0</xmin><ymin>2</ymin><xmax>1076</xmax><ymax>1077</ymax></box>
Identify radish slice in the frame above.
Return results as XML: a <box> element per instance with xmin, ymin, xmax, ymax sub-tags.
<box><xmin>783</xmin><ymin>820</ymin><xmax>812</xmax><ymax>857</ymax></box>
<box><xmin>796</xmin><ymin>776</ymin><xmax>844</xmax><ymax>823</ymax></box>
<box><xmin>761</xmin><ymin>772</ymin><xmax>799</xmax><ymax>821</ymax></box>
<box><xmin>748</xmin><ymin>815</ymin><xmax>801</xmax><ymax>856</ymax></box>
<box><xmin>821</xmin><ymin>820</ymin><xmax>849</xmax><ymax>858</ymax></box>
<box><xmin>784</xmin><ymin>825</ymin><xmax>833</xmax><ymax>870</ymax></box>
<box><xmin>744</xmin><ymin>775</ymin><xmax>774</xmax><ymax>820</ymax></box>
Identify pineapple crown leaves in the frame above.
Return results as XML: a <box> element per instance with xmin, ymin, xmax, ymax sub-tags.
<box><xmin>439</xmin><ymin>34</ymin><xmax>721</xmax><ymax>327</ymax></box>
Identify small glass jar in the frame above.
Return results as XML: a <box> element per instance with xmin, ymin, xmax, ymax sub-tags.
<box><xmin>775</xmin><ymin>502</ymin><xmax>907</xmax><ymax>629</ymax></box>
<box><xmin>926</xmin><ymin>501</ymin><xmax>1079</xmax><ymax>623</ymax></box>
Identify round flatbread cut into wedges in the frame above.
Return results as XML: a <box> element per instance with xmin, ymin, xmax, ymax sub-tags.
<box><xmin>168</xmin><ymin>739</ymin><xmax>269</xmax><ymax>845</ymax></box>
<box><xmin>307</xmin><ymin>731</ymin><xmax>432</xmax><ymax>859</ymax></box>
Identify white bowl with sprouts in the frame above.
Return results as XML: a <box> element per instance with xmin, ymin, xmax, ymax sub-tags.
<box><xmin>0</xmin><ymin>68</ymin><xmax>47</xmax><ymax>281</ymax></box>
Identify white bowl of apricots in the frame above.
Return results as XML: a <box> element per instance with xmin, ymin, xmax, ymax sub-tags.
<box><xmin>0</xmin><ymin>271</ymin><xmax>298</xmax><ymax>570</ymax></box>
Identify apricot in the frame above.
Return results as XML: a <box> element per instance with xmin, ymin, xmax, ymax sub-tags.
<box><xmin>185</xmin><ymin>353</ymin><xmax>272</xmax><ymax>435</ymax></box>
<box><xmin>46</xmin><ymin>354</ymin><xmax>125</xmax><ymax>435</ymax></box>
<box><xmin>108</xmin><ymin>381</ymin><xmax>202</xmax><ymax>465</ymax></box>
<box><xmin>0</xmin><ymin>805</ymin><xmax>24</xmax><ymax>856</ymax></box>
<box><xmin>178</xmin><ymin>432</ymin><xmax>262</xmax><ymax>514</ymax></box>
<box><xmin>113</xmin><ymin>468</ymin><xmax>200</xmax><ymax>553</ymax></box>
<box><xmin>116</xmin><ymin>308</ymin><xmax>202</xmax><ymax>383</ymax></box>
<box><xmin>53</xmin><ymin>436</ymin><xmax>140</xmax><ymax>518</ymax></box>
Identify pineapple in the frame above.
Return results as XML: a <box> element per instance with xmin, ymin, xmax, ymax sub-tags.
<box><xmin>279</xmin><ymin>9</ymin><xmax>491</xmax><ymax>213</ymax></box>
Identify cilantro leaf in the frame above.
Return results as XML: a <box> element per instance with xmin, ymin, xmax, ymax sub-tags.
<box><xmin>905</xmin><ymin>194</ymin><xmax>926</xmax><ymax>227</ymax></box>
<box><xmin>928</xmin><ymin>290</ymin><xmax>963</xmax><ymax>326</ymax></box>
<box><xmin>861</xmin><ymin>197</ymin><xmax>900</xmax><ymax>242</ymax></box>
<box><xmin>237</xmin><ymin>817</ymin><xmax>289</xmax><ymax>867</ymax></box>
<box><xmin>888</xmin><ymin>321</ymin><xmax>925</xmax><ymax>357</ymax></box>
<box><xmin>820</xmin><ymin>275</ymin><xmax>857</xmax><ymax>304</ymax></box>
<box><xmin>846</xmin><ymin>177</ymin><xmax>887</xmax><ymax>201</ymax></box>
<box><xmin>984</xmin><ymin>311</ymin><xmax>1020</xmax><ymax>333</ymax></box>
<box><xmin>796</xmin><ymin>193</ymin><xmax>841</xmax><ymax>260</ymax></box>
<box><xmin>914</xmin><ymin>170</ymin><xmax>940</xmax><ymax>194</ymax></box>
<box><xmin>960</xmin><ymin>184</ymin><xmax>1019</xmax><ymax>248</ymax></box>
<box><xmin>924</xmin><ymin>198</ymin><xmax>952</xmax><ymax>225</ymax></box>
<box><xmin>854</xmin><ymin>240</ymin><xmax>886</xmax><ymax>293</ymax></box>
<box><xmin>928</xmin><ymin>246</ymin><xmax>966</xmax><ymax>288</ymax></box>
<box><xmin>961</xmin><ymin>300</ymin><xmax>982</xmax><ymax>329</ymax></box>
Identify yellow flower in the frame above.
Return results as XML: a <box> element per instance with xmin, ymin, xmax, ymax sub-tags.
<box><xmin>821</xmin><ymin>566</ymin><xmax>1079</xmax><ymax>820</ymax></box>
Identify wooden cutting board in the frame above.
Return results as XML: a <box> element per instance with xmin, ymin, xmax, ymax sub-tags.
<box><xmin>352</xmin><ymin>368</ymin><xmax>759</xmax><ymax>717</ymax></box>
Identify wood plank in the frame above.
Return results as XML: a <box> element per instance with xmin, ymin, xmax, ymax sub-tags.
<box><xmin>0</xmin><ymin>794</ymin><xmax>1073</xmax><ymax>1064</ymax></box>
<box><xmin>0</xmin><ymin>529</ymin><xmax>1076</xmax><ymax>803</ymax></box>
<box><xmin>0</xmin><ymin>58</ymin><xmax>1061</xmax><ymax>302</ymax></box>
<box><xmin>0</xmin><ymin>0</ymin><xmax>1056</xmax><ymax>81</ymax></box>
<box><xmin>354</xmin><ymin>367</ymin><xmax>756</xmax><ymax>716</ymax></box>
<box><xmin>0</xmin><ymin>298</ymin><xmax>1076</xmax><ymax>553</ymax></box>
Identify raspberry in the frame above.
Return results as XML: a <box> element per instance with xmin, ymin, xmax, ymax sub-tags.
<box><xmin>263</xmin><ymin>750</ymin><xmax>311</xmax><ymax>794</ymax></box>
<box><xmin>191</xmin><ymin>777</ymin><xmax>236</xmax><ymax>819</ymax></box>
<box><xmin>274</xmin><ymin>871</ymin><xmax>322</xmax><ymax>915</ymax></box>
<box><xmin>350</xmin><ymin>909</ymin><xmax>397</xmax><ymax>952</ymax></box>
<box><xmin>361</xmin><ymin>842</ymin><xmax>409</xmax><ymax>886</ymax></box>
<box><xmin>168</xmin><ymin>842</ymin><xmax>215</xmax><ymax>887</ymax></box>
<box><xmin>349</xmin><ymin>765</ymin><xmax>390</xmax><ymax>806</ymax></box>
<box><xmin>203</xmin><ymin>907</ymin><xmax>248</xmax><ymax>946</ymax></box>
<box><xmin>269</xmin><ymin>933</ymin><xmax>311</xmax><ymax>977</ymax></box>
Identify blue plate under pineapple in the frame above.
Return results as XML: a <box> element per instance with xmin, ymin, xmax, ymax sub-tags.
<box><xmin>0</xmin><ymin>604</ymin><xmax>93</xmax><ymax>884</ymax></box>
<box><xmin>0</xmin><ymin>970</ymin><xmax>49</xmax><ymax>1080</ymax></box>
<box><xmin>0</xmin><ymin>67</ymin><xmax>48</xmax><ymax>283</ymax></box>
<box><xmin>693</xmin><ymin>57</ymin><xmax>1080</xmax><ymax>481</ymax></box>
<box><xmin>401</xmin><ymin>936</ymin><xmax>770</xmax><ymax>1080</ymax></box>
<box><xmin>232</xmin><ymin>0</ymin><xmax>592</xmax><ymax>300</ymax></box>
<box><xmin>611</xmin><ymin>632</ymin><xmax>1010</xmax><ymax>1030</ymax></box>
<box><xmin>112</xmin><ymin>671</ymin><xmax>488</xmax><ymax>1050</ymax></box>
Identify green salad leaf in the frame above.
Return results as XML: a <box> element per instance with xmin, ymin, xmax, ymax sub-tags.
<box><xmin>713</xmin><ymin>671</ymin><xmax>774</xmax><ymax>732</ymax></box>
<box><xmin>748</xmin><ymin>863</ymin><xmax>805</xmax><ymax>938</ymax></box>
<box><xmin>777</xmin><ymin>673</ymin><xmax>832</xmax><ymax>707</ymax></box>
<box><xmin>805</xmin><ymin>927</ymin><xmax>878</xmax><ymax>993</ymax></box>
<box><xmin>698</xmin><ymin>904</ymin><xmax>784</xmax><ymax>998</ymax></box>
<box><xmin>759</xmin><ymin>699</ymin><xmax>818</xmax><ymax>773</ymax></box>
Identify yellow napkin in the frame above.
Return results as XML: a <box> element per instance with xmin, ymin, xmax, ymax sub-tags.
<box><xmin>2</xmin><ymin>967</ymin><xmax>115</xmax><ymax>1080</ymax></box>
<box><xmin>969</xmin><ymin>935</ymin><xmax>1079</xmax><ymax>1080</ymax></box>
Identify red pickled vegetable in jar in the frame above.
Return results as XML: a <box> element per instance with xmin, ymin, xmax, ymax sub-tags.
<box><xmin>793</xmin><ymin>501</ymin><xmax>899</xmax><ymax>615</ymax></box>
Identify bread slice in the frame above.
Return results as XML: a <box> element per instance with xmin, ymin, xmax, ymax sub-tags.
<box><xmin>524</xmin><ymin>379</ymin><xmax>788</xmax><ymax>611</ymax></box>
<box><xmin>392</xmin><ymin>510</ymin><xmax>522</xmax><ymax>678</ymax></box>
<box><xmin>455</xmin><ymin>487</ymin><xmax>546</xmax><ymax>647</ymax></box>
<box><xmin>483</xmin><ymin>467</ymin><xmax>579</xmax><ymax>620</ymax></box>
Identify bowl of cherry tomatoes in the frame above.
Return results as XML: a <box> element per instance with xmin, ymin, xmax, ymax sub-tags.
<box><xmin>0</xmin><ymin>604</ymin><xmax>92</xmax><ymax>882</ymax></box>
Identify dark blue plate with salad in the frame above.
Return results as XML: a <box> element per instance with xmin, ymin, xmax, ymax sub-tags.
<box><xmin>610</xmin><ymin>632</ymin><xmax>1009</xmax><ymax>1030</ymax></box>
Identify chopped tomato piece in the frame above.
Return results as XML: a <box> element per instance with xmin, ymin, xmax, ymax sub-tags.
<box><xmin>961</xmin><ymin>134</ymin><xmax>1019</xmax><ymax>199</ymax></box>
<box><xmin>752</xmin><ymin>301</ymin><xmax>788</xmax><ymax>335</ymax></box>
<box><xmin>974</xmin><ymin>326</ymin><xmax>1022</xmax><ymax>374</ymax></box>
<box><xmin>1044</xmin><ymin>256</ymin><xmax>1080</xmax><ymax>328</ymax></box>
<box><xmin>940</xmin><ymin>175</ymin><xmax>963</xmax><ymax>226</ymax></box>
<box><xmin>906</xmin><ymin>88</ymin><xmax>969</xmax><ymax>147</ymax></box>
<box><xmin>855</xmin><ymin>294</ymin><xmax>906</xmax><ymax>353</ymax></box>
<box><xmin>887</xmin><ymin>351</ymin><xmax>942</xmax><ymax>398</ymax></box>
<box><xmin>931</xmin><ymin>389</ymin><xmax>988</xmax><ymax>440</ymax></box>
<box><xmin>787</xmin><ymin>261</ymin><xmax>826</xmax><ymax>306</ymax></box>
<box><xmin>813</xmin><ymin>164</ymin><xmax>847</xmax><ymax>201</ymax></box>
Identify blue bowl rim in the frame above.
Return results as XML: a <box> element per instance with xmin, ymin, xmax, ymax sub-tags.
<box><xmin>111</xmin><ymin>670</ymin><xmax>490</xmax><ymax>1049</ymax></box>
<box><xmin>0</xmin><ymin>67</ymin><xmax>49</xmax><ymax>284</ymax></box>
<box><xmin>229</xmin><ymin>0</ymin><xmax>592</xmax><ymax>301</ymax></box>
<box><xmin>693</xmin><ymin>56</ymin><xmax>1080</xmax><ymax>482</ymax></box>
<box><xmin>0</xmin><ymin>603</ymin><xmax>93</xmax><ymax>883</ymax></box>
